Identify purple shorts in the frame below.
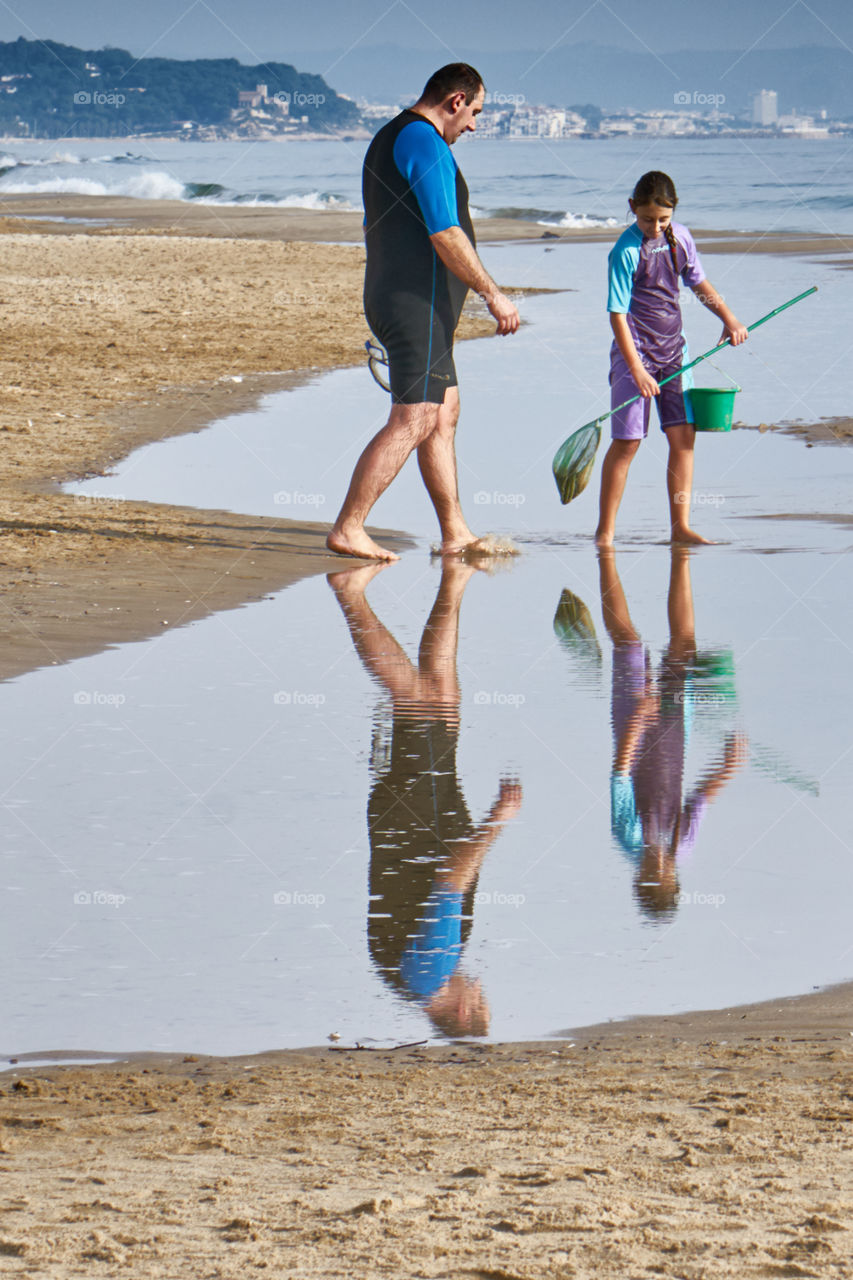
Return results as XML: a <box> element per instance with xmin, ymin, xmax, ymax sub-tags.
<box><xmin>610</xmin><ymin>351</ymin><xmax>694</xmax><ymax>441</ymax></box>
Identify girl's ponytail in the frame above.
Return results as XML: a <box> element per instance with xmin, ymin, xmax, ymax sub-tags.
<box><xmin>663</xmin><ymin>222</ymin><xmax>681</xmax><ymax>278</ymax></box>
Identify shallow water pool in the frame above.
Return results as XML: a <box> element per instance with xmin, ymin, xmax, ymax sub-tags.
<box><xmin>6</xmin><ymin>241</ymin><xmax>849</xmax><ymax>1054</ymax></box>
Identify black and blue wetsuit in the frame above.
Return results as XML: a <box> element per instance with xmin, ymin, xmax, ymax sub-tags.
<box><xmin>362</xmin><ymin>109</ymin><xmax>475</xmax><ymax>405</ymax></box>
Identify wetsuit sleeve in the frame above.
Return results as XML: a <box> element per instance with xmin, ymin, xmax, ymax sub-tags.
<box><xmin>392</xmin><ymin>121</ymin><xmax>459</xmax><ymax>235</ymax></box>
<box><xmin>675</xmin><ymin>224</ymin><xmax>705</xmax><ymax>287</ymax></box>
<box><xmin>398</xmin><ymin>887</ymin><xmax>464</xmax><ymax>999</ymax></box>
<box><xmin>607</xmin><ymin>235</ymin><xmax>641</xmax><ymax>313</ymax></box>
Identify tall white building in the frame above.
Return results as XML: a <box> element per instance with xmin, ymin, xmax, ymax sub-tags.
<box><xmin>752</xmin><ymin>89</ymin><xmax>778</xmax><ymax>126</ymax></box>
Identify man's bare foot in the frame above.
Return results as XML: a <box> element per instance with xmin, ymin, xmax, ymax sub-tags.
<box><xmin>437</xmin><ymin>534</ymin><xmax>519</xmax><ymax>557</ymax></box>
<box><xmin>671</xmin><ymin>527</ymin><xmax>714</xmax><ymax>546</ymax></box>
<box><xmin>326</xmin><ymin>526</ymin><xmax>400</xmax><ymax>561</ymax></box>
<box><xmin>326</xmin><ymin>561</ymin><xmax>390</xmax><ymax>594</ymax></box>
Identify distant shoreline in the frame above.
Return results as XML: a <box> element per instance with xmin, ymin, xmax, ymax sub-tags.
<box><xmin>2</xmin><ymin>192</ymin><xmax>852</xmax><ymax>256</ymax></box>
<box><xmin>0</xmin><ymin>128</ymin><xmax>842</xmax><ymax>143</ymax></box>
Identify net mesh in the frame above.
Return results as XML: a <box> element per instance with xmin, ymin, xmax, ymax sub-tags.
<box><xmin>552</xmin><ymin>421</ymin><xmax>602</xmax><ymax>504</ymax></box>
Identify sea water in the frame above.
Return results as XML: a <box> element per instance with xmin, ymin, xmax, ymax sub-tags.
<box><xmin>1</xmin><ymin>135</ymin><xmax>852</xmax><ymax>234</ymax></box>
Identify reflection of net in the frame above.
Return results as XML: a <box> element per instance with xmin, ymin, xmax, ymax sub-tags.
<box><xmin>369</xmin><ymin>703</ymin><xmax>394</xmax><ymax>777</ymax></box>
<box><xmin>365</xmin><ymin>338</ymin><xmax>391</xmax><ymax>392</ymax></box>
<box><xmin>552</xmin><ymin>421</ymin><xmax>602</xmax><ymax>504</ymax></box>
<box><xmin>553</xmin><ymin>589</ymin><xmax>602</xmax><ymax>668</ymax></box>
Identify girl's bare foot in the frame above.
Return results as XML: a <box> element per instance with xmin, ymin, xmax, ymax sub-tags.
<box><xmin>671</xmin><ymin>526</ymin><xmax>714</xmax><ymax>545</ymax></box>
<box><xmin>326</xmin><ymin>526</ymin><xmax>400</xmax><ymax>561</ymax></box>
<box><xmin>594</xmin><ymin>528</ymin><xmax>614</xmax><ymax>548</ymax></box>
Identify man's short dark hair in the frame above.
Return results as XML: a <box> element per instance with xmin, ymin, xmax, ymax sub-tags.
<box><xmin>420</xmin><ymin>63</ymin><xmax>484</xmax><ymax>106</ymax></box>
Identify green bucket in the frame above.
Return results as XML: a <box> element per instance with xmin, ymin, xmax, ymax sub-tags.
<box><xmin>690</xmin><ymin>386</ymin><xmax>739</xmax><ymax>432</ymax></box>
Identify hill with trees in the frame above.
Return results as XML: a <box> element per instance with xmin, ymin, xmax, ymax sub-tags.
<box><xmin>0</xmin><ymin>38</ymin><xmax>361</xmax><ymax>137</ymax></box>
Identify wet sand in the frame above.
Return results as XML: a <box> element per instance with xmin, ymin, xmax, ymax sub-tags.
<box><xmin>0</xmin><ymin>228</ymin><xmax>473</xmax><ymax>680</ymax></box>
<box><xmin>2</xmin><ymin>197</ymin><xmax>852</xmax><ymax>1278</ymax></box>
<box><xmin>737</xmin><ymin>416</ymin><xmax>853</xmax><ymax>447</ymax></box>
<box><xmin>4</xmin><ymin>191</ymin><xmax>853</xmax><ymax>255</ymax></box>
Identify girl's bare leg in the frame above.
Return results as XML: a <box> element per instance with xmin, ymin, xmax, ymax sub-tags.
<box><xmin>595</xmin><ymin>439</ymin><xmax>641</xmax><ymax>547</ymax></box>
<box><xmin>666</xmin><ymin>423</ymin><xmax>712</xmax><ymax>545</ymax></box>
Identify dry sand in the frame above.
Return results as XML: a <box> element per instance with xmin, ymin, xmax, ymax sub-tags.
<box><xmin>1</xmin><ymin>197</ymin><xmax>851</xmax><ymax>1278</ymax></box>
<box><xmin>3</xmin><ymin>985</ymin><xmax>852</xmax><ymax>1279</ymax></box>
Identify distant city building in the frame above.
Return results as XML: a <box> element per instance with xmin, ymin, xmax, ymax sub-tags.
<box><xmin>235</xmin><ymin>83</ymin><xmax>289</xmax><ymax>119</ymax></box>
<box><xmin>238</xmin><ymin>84</ymin><xmax>267</xmax><ymax>109</ymax></box>
<box><xmin>751</xmin><ymin>90</ymin><xmax>778</xmax><ymax>126</ymax></box>
<box><xmin>355</xmin><ymin>95</ymin><xmax>849</xmax><ymax>142</ymax></box>
<box><xmin>777</xmin><ymin>111</ymin><xmax>830</xmax><ymax>138</ymax></box>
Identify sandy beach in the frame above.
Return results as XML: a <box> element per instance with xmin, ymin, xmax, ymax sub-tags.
<box><xmin>2</xmin><ymin>196</ymin><xmax>852</xmax><ymax>1278</ymax></box>
<box><xmin>4</xmin><ymin>986</ymin><xmax>852</xmax><ymax>1278</ymax></box>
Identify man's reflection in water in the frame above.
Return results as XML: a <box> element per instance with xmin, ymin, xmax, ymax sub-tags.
<box><xmin>598</xmin><ymin>547</ymin><xmax>747</xmax><ymax>920</ymax></box>
<box><xmin>328</xmin><ymin>561</ymin><xmax>522</xmax><ymax>1037</ymax></box>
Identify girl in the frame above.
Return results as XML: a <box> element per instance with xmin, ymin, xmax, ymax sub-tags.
<box><xmin>595</xmin><ymin>171</ymin><xmax>748</xmax><ymax>547</ymax></box>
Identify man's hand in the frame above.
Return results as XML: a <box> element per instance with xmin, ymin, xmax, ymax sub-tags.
<box><xmin>430</xmin><ymin>227</ymin><xmax>519</xmax><ymax>335</ymax></box>
<box><xmin>483</xmin><ymin>289</ymin><xmax>520</xmax><ymax>335</ymax></box>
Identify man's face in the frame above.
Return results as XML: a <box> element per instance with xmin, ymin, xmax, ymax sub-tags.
<box><xmin>444</xmin><ymin>86</ymin><xmax>484</xmax><ymax>144</ymax></box>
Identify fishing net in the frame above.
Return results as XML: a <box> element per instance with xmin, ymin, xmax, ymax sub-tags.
<box><xmin>365</xmin><ymin>338</ymin><xmax>391</xmax><ymax>392</ymax></box>
<box><xmin>552</xmin><ymin>420</ymin><xmax>602</xmax><ymax>504</ymax></box>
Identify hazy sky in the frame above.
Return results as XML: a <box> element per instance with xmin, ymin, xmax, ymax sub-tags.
<box><xmin>2</xmin><ymin>0</ymin><xmax>852</xmax><ymax>68</ymax></box>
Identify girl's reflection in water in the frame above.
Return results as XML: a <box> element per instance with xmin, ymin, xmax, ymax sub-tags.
<box><xmin>328</xmin><ymin>561</ymin><xmax>521</xmax><ymax>1037</ymax></box>
<box><xmin>600</xmin><ymin>548</ymin><xmax>747</xmax><ymax>920</ymax></box>
<box><xmin>557</xmin><ymin>548</ymin><xmax>747</xmax><ymax>923</ymax></box>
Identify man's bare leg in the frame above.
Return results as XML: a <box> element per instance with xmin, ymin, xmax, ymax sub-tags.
<box><xmin>594</xmin><ymin>438</ymin><xmax>641</xmax><ymax>547</ymax></box>
<box><xmin>666</xmin><ymin>423</ymin><xmax>712</xmax><ymax>545</ymax></box>
<box><xmin>416</xmin><ymin>389</ymin><xmax>475</xmax><ymax>553</ymax></box>
<box><xmin>416</xmin><ymin>388</ymin><xmax>497</xmax><ymax>555</ymax></box>
<box><xmin>327</xmin><ymin>402</ymin><xmax>441</xmax><ymax>560</ymax></box>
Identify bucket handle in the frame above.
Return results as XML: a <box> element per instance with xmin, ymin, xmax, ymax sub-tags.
<box><xmin>701</xmin><ymin>359</ymin><xmax>742</xmax><ymax>393</ymax></box>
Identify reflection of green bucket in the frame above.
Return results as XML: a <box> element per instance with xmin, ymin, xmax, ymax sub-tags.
<box><xmin>691</xmin><ymin>648</ymin><xmax>737</xmax><ymax>704</ymax></box>
<box><xmin>690</xmin><ymin>386</ymin><xmax>739</xmax><ymax>432</ymax></box>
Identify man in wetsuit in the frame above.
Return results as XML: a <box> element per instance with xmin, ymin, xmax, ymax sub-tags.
<box><xmin>326</xmin><ymin>63</ymin><xmax>520</xmax><ymax>562</ymax></box>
